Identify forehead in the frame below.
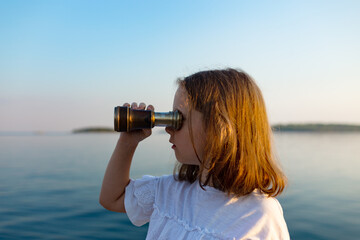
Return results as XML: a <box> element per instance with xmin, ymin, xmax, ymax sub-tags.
<box><xmin>173</xmin><ymin>87</ymin><xmax>190</xmax><ymax>111</ymax></box>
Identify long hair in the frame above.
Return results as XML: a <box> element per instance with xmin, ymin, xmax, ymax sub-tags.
<box><xmin>174</xmin><ymin>68</ymin><xmax>287</xmax><ymax>197</ymax></box>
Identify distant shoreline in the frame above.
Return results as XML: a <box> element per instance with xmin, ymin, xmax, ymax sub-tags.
<box><xmin>72</xmin><ymin>127</ymin><xmax>115</xmax><ymax>133</ymax></box>
<box><xmin>72</xmin><ymin>124</ymin><xmax>360</xmax><ymax>133</ymax></box>
<box><xmin>271</xmin><ymin>124</ymin><xmax>360</xmax><ymax>132</ymax></box>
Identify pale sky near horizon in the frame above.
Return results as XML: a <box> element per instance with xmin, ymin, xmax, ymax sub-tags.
<box><xmin>1</xmin><ymin>0</ymin><xmax>360</xmax><ymax>131</ymax></box>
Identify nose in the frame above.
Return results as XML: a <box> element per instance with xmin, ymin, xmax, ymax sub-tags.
<box><xmin>165</xmin><ymin>126</ymin><xmax>174</xmax><ymax>135</ymax></box>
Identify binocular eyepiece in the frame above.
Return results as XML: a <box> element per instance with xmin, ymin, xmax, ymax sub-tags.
<box><xmin>114</xmin><ymin>106</ymin><xmax>183</xmax><ymax>132</ymax></box>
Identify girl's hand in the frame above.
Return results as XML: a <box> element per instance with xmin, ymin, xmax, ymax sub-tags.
<box><xmin>119</xmin><ymin>102</ymin><xmax>154</xmax><ymax>145</ymax></box>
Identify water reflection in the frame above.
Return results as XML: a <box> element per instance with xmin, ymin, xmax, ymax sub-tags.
<box><xmin>274</xmin><ymin>132</ymin><xmax>360</xmax><ymax>239</ymax></box>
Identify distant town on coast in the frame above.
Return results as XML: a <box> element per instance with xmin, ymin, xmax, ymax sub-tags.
<box><xmin>73</xmin><ymin>124</ymin><xmax>360</xmax><ymax>133</ymax></box>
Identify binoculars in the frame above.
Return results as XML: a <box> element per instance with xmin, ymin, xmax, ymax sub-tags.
<box><xmin>114</xmin><ymin>106</ymin><xmax>183</xmax><ymax>132</ymax></box>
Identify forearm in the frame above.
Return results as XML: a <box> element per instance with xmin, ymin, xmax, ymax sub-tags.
<box><xmin>99</xmin><ymin>135</ymin><xmax>138</xmax><ymax>210</ymax></box>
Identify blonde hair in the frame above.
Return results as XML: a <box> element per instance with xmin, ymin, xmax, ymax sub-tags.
<box><xmin>174</xmin><ymin>68</ymin><xmax>286</xmax><ymax>197</ymax></box>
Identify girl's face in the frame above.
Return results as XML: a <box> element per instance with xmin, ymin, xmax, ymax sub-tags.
<box><xmin>165</xmin><ymin>87</ymin><xmax>206</xmax><ymax>165</ymax></box>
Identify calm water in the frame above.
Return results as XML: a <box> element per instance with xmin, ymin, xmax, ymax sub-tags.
<box><xmin>0</xmin><ymin>131</ymin><xmax>359</xmax><ymax>239</ymax></box>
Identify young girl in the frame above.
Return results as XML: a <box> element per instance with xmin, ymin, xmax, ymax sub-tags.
<box><xmin>100</xmin><ymin>68</ymin><xmax>290</xmax><ymax>239</ymax></box>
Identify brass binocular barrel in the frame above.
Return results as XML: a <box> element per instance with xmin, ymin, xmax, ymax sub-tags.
<box><xmin>114</xmin><ymin>106</ymin><xmax>183</xmax><ymax>132</ymax></box>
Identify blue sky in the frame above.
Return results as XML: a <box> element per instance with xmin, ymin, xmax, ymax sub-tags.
<box><xmin>1</xmin><ymin>0</ymin><xmax>360</xmax><ymax>131</ymax></box>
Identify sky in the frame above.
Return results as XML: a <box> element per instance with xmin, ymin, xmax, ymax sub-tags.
<box><xmin>1</xmin><ymin>0</ymin><xmax>360</xmax><ymax>131</ymax></box>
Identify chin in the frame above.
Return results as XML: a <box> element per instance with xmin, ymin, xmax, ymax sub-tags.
<box><xmin>174</xmin><ymin>153</ymin><xmax>200</xmax><ymax>165</ymax></box>
<box><xmin>176</xmin><ymin>159</ymin><xmax>200</xmax><ymax>166</ymax></box>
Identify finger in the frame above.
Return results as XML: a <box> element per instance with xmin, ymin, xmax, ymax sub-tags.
<box><xmin>123</xmin><ymin>103</ymin><xmax>130</xmax><ymax>107</ymax></box>
<box><xmin>147</xmin><ymin>104</ymin><xmax>154</xmax><ymax>111</ymax></box>
<box><xmin>131</xmin><ymin>102</ymin><xmax>138</xmax><ymax>109</ymax></box>
<box><xmin>139</xmin><ymin>102</ymin><xmax>146</xmax><ymax>110</ymax></box>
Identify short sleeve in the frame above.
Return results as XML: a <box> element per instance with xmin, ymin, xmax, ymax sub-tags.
<box><xmin>124</xmin><ymin>175</ymin><xmax>158</xmax><ymax>226</ymax></box>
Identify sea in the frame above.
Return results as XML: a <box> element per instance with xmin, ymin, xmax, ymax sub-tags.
<box><xmin>0</xmin><ymin>130</ymin><xmax>359</xmax><ymax>239</ymax></box>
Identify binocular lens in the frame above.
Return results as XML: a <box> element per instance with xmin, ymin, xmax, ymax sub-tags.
<box><xmin>114</xmin><ymin>106</ymin><xmax>183</xmax><ymax>132</ymax></box>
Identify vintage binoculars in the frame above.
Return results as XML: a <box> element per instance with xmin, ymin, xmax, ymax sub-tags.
<box><xmin>114</xmin><ymin>106</ymin><xmax>183</xmax><ymax>132</ymax></box>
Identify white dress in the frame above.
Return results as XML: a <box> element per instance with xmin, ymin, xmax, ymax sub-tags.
<box><xmin>125</xmin><ymin>175</ymin><xmax>290</xmax><ymax>240</ymax></box>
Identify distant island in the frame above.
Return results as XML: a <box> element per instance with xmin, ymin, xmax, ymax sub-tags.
<box><xmin>72</xmin><ymin>127</ymin><xmax>114</xmax><ymax>133</ymax></box>
<box><xmin>272</xmin><ymin>124</ymin><xmax>360</xmax><ymax>132</ymax></box>
<box><xmin>73</xmin><ymin>124</ymin><xmax>360</xmax><ymax>133</ymax></box>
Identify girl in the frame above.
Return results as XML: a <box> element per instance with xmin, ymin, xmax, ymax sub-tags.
<box><xmin>100</xmin><ymin>68</ymin><xmax>290</xmax><ymax>239</ymax></box>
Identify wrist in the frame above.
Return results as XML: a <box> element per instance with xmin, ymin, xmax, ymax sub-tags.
<box><xmin>118</xmin><ymin>134</ymin><xmax>139</xmax><ymax>148</ymax></box>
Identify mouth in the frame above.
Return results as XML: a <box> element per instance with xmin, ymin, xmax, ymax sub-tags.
<box><xmin>169</xmin><ymin>140</ymin><xmax>176</xmax><ymax>149</ymax></box>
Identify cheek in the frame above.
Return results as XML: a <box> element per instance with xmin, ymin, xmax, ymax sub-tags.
<box><xmin>177</xmin><ymin>132</ymin><xmax>193</xmax><ymax>153</ymax></box>
<box><xmin>175</xmin><ymin>134</ymin><xmax>201</xmax><ymax>164</ymax></box>
<box><xmin>193</xmin><ymin>140</ymin><xmax>205</xmax><ymax>163</ymax></box>
<box><xmin>192</xmin><ymin>130</ymin><xmax>207</xmax><ymax>160</ymax></box>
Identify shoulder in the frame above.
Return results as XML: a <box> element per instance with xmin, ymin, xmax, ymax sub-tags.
<box><xmin>247</xmin><ymin>190</ymin><xmax>284</xmax><ymax>215</ymax></box>
<box><xmin>236</xmin><ymin>190</ymin><xmax>286</xmax><ymax>224</ymax></box>
<box><xmin>224</xmin><ymin>191</ymin><xmax>289</xmax><ymax>239</ymax></box>
<box><xmin>130</xmin><ymin>174</ymin><xmax>190</xmax><ymax>196</ymax></box>
<box><xmin>156</xmin><ymin>174</ymin><xmax>192</xmax><ymax>192</ymax></box>
<box><xmin>155</xmin><ymin>174</ymin><xmax>193</xmax><ymax>200</ymax></box>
